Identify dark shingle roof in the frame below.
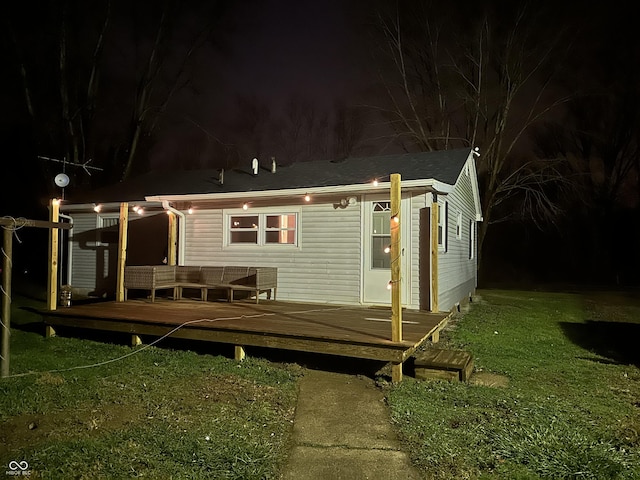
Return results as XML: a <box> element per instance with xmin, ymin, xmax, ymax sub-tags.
<box><xmin>82</xmin><ymin>149</ymin><xmax>472</xmax><ymax>203</ymax></box>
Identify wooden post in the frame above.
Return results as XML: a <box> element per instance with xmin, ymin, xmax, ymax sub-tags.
<box><xmin>431</xmin><ymin>200</ymin><xmax>439</xmax><ymax>312</ymax></box>
<box><xmin>234</xmin><ymin>346</ymin><xmax>246</xmax><ymax>361</ymax></box>
<box><xmin>1</xmin><ymin>227</ymin><xmax>13</xmax><ymax>377</ymax></box>
<box><xmin>47</xmin><ymin>198</ymin><xmax>60</xmax><ymax>311</ymax></box>
<box><xmin>390</xmin><ymin>174</ymin><xmax>402</xmax><ymax>382</ymax></box>
<box><xmin>167</xmin><ymin>212</ymin><xmax>177</xmax><ymax>266</ymax></box>
<box><xmin>116</xmin><ymin>203</ymin><xmax>129</xmax><ymax>302</ymax></box>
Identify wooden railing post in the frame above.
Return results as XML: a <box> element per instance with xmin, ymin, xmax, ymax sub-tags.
<box><xmin>1</xmin><ymin>227</ymin><xmax>13</xmax><ymax>377</ymax></box>
<box><xmin>116</xmin><ymin>203</ymin><xmax>129</xmax><ymax>302</ymax></box>
<box><xmin>390</xmin><ymin>174</ymin><xmax>403</xmax><ymax>382</ymax></box>
<box><xmin>47</xmin><ymin>198</ymin><xmax>60</xmax><ymax>311</ymax></box>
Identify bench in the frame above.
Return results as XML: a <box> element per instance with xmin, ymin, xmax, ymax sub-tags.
<box><xmin>123</xmin><ymin>265</ymin><xmax>277</xmax><ymax>304</ymax></box>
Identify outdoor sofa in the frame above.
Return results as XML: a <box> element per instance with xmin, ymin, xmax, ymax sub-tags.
<box><xmin>123</xmin><ymin>265</ymin><xmax>277</xmax><ymax>304</ymax></box>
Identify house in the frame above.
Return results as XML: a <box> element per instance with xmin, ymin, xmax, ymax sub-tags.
<box><xmin>59</xmin><ymin>148</ymin><xmax>482</xmax><ymax>312</ymax></box>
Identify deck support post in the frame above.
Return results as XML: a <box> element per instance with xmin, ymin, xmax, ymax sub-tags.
<box><xmin>391</xmin><ymin>362</ymin><xmax>403</xmax><ymax>383</ymax></box>
<box><xmin>234</xmin><ymin>346</ymin><xmax>246</xmax><ymax>361</ymax></box>
<box><xmin>1</xmin><ymin>227</ymin><xmax>13</xmax><ymax>377</ymax></box>
<box><xmin>390</xmin><ymin>174</ymin><xmax>402</xmax><ymax>344</ymax></box>
<box><xmin>116</xmin><ymin>203</ymin><xmax>129</xmax><ymax>302</ymax></box>
<box><xmin>431</xmin><ymin>330</ymin><xmax>440</xmax><ymax>343</ymax></box>
<box><xmin>167</xmin><ymin>212</ymin><xmax>177</xmax><ymax>266</ymax></box>
<box><xmin>47</xmin><ymin>198</ymin><xmax>60</xmax><ymax>311</ymax></box>
<box><xmin>45</xmin><ymin>325</ymin><xmax>56</xmax><ymax>338</ymax></box>
<box><xmin>131</xmin><ymin>334</ymin><xmax>142</xmax><ymax>347</ymax></box>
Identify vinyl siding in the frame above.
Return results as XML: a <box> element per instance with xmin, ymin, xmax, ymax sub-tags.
<box><xmin>68</xmin><ymin>213</ymin><xmax>108</xmax><ymax>295</ymax></box>
<box><xmin>68</xmin><ymin>212</ymin><xmax>166</xmax><ymax>297</ymax></box>
<box><xmin>437</xmin><ymin>159</ymin><xmax>479</xmax><ymax>311</ymax></box>
<box><xmin>184</xmin><ymin>202</ymin><xmax>362</xmax><ymax>304</ymax></box>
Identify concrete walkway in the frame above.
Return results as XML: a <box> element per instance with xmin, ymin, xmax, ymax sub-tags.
<box><xmin>281</xmin><ymin>369</ymin><xmax>422</xmax><ymax>480</ymax></box>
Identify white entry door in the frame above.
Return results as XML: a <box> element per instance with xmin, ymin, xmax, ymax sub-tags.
<box><xmin>362</xmin><ymin>196</ymin><xmax>409</xmax><ymax>304</ymax></box>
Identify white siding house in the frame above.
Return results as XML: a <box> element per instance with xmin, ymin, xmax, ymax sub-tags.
<box><xmin>61</xmin><ymin>148</ymin><xmax>482</xmax><ymax>312</ymax></box>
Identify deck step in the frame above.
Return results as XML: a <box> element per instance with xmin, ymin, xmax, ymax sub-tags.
<box><xmin>413</xmin><ymin>348</ymin><xmax>474</xmax><ymax>382</ymax></box>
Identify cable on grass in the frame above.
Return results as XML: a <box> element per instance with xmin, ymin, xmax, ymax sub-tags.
<box><xmin>4</xmin><ymin>306</ymin><xmax>351</xmax><ymax>379</ymax></box>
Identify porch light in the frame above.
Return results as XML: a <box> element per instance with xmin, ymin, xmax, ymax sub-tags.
<box><xmin>93</xmin><ymin>204</ymin><xmax>102</xmax><ymax>213</ymax></box>
<box><xmin>304</xmin><ymin>194</ymin><xmax>311</xmax><ymax>202</ymax></box>
<box><xmin>242</xmin><ymin>203</ymin><xmax>249</xmax><ymax>210</ymax></box>
<box><xmin>188</xmin><ymin>206</ymin><xmax>194</xmax><ymax>214</ymax></box>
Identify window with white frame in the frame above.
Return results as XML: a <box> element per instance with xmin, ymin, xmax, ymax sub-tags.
<box><xmin>437</xmin><ymin>201</ymin><xmax>448</xmax><ymax>250</ymax></box>
<box><xmin>456</xmin><ymin>211</ymin><xmax>462</xmax><ymax>240</ymax></box>
<box><xmin>227</xmin><ymin>212</ymin><xmax>298</xmax><ymax>246</ymax></box>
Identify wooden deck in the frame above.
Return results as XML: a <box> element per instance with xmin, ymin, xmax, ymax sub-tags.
<box><xmin>42</xmin><ymin>299</ymin><xmax>450</xmax><ymax>364</ymax></box>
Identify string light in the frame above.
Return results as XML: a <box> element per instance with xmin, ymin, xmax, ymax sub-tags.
<box><xmin>132</xmin><ymin>205</ymin><xmax>140</xmax><ymax>213</ymax></box>
<box><xmin>242</xmin><ymin>203</ymin><xmax>249</xmax><ymax>210</ymax></box>
<box><xmin>93</xmin><ymin>204</ymin><xmax>102</xmax><ymax>213</ymax></box>
<box><xmin>372</xmin><ymin>179</ymin><xmax>379</xmax><ymax>187</ymax></box>
<box><xmin>387</xmin><ymin>279</ymin><xmax>402</xmax><ymax>290</ymax></box>
<box><xmin>188</xmin><ymin>206</ymin><xmax>194</xmax><ymax>214</ymax></box>
<box><xmin>304</xmin><ymin>194</ymin><xmax>311</xmax><ymax>202</ymax></box>
<box><xmin>391</xmin><ymin>214</ymin><xmax>399</xmax><ymax>223</ymax></box>
<box><xmin>384</xmin><ymin>245</ymin><xmax>391</xmax><ymax>254</ymax></box>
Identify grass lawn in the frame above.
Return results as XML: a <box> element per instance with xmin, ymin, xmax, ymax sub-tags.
<box><xmin>388</xmin><ymin>289</ymin><xmax>640</xmax><ymax>479</ymax></box>
<box><xmin>0</xmin><ymin>295</ymin><xmax>299</xmax><ymax>479</ymax></box>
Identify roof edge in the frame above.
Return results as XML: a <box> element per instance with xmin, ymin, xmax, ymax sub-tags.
<box><xmin>145</xmin><ymin>179</ymin><xmax>453</xmax><ymax>203</ymax></box>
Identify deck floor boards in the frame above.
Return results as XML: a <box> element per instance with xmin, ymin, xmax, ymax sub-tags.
<box><xmin>42</xmin><ymin>299</ymin><xmax>450</xmax><ymax>363</ymax></box>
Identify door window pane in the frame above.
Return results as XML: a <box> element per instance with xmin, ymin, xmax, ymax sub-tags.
<box><xmin>372</xmin><ymin>236</ymin><xmax>391</xmax><ymax>269</ymax></box>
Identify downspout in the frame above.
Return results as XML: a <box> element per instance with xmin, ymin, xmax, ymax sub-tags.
<box><xmin>162</xmin><ymin>201</ymin><xmax>185</xmax><ymax>266</ymax></box>
<box><xmin>58</xmin><ymin>213</ymin><xmax>74</xmax><ymax>286</ymax></box>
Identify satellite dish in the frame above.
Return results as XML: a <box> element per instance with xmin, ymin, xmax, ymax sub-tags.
<box><xmin>54</xmin><ymin>173</ymin><xmax>70</xmax><ymax>187</ymax></box>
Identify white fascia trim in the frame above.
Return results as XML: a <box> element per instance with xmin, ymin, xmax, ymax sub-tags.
<box><xmin>60</xmin><ymin>200</ymin><xmax>163</xmax><ymax>213</ymax></box>
<box><xmin>146</xmin><ymin>179</ymin><xmax>453</xmax><ymax>203</ymax></box>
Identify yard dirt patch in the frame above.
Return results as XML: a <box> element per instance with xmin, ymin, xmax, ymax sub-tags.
<box><xmin>1</xmin><ymin>372</ymin><xmax>293</xmax><ymax>460</ymax></box>
<box><xmin>469</xmin><ymin>371</ymin><xmax>509</xmax><ymax>388</ymax></box>
<box><xmin>0</xmin><ymin>403</ymin><xmax>145</xmax><ymax>458</ymax></box>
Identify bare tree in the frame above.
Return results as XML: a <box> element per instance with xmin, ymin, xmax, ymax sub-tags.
<box><xmin>373</xmin><ymin>2</ymin><xmax>574</xmax><ymax>266</ymax></box>
<box><xmin>6</xmin><ymin>0</ymin><xmax>233</xmax><ymax>187</ymax></box>
<box><xmin>332</xmin><ymin>102</ymin><xmax>365</xmax><ymax>159</ymax></box>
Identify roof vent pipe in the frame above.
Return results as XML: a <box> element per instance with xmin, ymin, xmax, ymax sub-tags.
<box><xmin>271</xmin><ymin>157</ymin><xmax>276</xmax><ymax>173</ymax></box>
<box><xmin>218</xmin><ymin>168</ymin><xmax>224</xmax><ymax>185</ymax></box>
<box><xmin>252</xmin><ymin>158</ymin><xmax>258</xmax><ymax>175</ymax></box>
